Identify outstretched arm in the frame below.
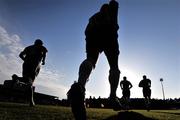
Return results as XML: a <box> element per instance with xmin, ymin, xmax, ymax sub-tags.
<box><xmin>149</xmin><ymin>80</ymin><xmax>151</xmax><ymax>87</ymax></box>
<box><xmin>120</xmin><ymin>81</ymin><xmax>123</xmax><ymax>89</ymax></box>
<box><xmin>42</xmin><ymin>52</ymin><xmax>46</xmax><ymax>65</ymax></box>
<box><xmin>42</xmin><ymin>48</ymin><xmax>48</xmax><ymax>65</ymax></box>
<box><xmin>109</xmin><ymin>0</ymin><xmax>119</xmax><ymax>23</ymax></box>
<box><xmin>19</xmin><ymin>51</ymin><xmax>26</xmax><ymax>61</ymax></box>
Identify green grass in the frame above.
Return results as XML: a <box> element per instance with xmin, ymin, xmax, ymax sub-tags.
<box><xmin>0</xmin><ymin>102</ymin><xmax>179</xmax><ymax>120</ymax></box>
<box><xmin>135</xmin><ymin>110</ymin><xmax>180</xmax><ymax>120</ymax></box>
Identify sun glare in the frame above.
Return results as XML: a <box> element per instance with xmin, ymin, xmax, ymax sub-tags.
<box><xmin>86</xmin><ymin>55</ymin><xmax>144</xmax><ymax>99</ymax></box>
<box><xmin>118</xmin><ymin>68</ymin><xmax>143</xmax><ymax>98</ymax></box>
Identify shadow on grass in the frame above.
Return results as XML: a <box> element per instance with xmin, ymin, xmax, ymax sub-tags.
<box><xmin>104</xmin><ymin>111</ymin><xmax>156</xmax><ymax>120</ymax></box>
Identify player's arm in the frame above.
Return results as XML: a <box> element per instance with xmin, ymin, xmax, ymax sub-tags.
<box><xmin>120</xmin><ymin>81</ymin><xmax>123</xmax><ymax>89</ymax></box>
<box><xmin>139</xmin><ymin>80</ymin><xmax>142</xmax><ymax>87</ymax></box>
<box><xmin>149</xmin><ymin>80</ymin><xmax>151</xmax><ymax>87</ymax></box>
<box><xmin>109</xmin><ymin>0</ymin><xmax>119</xmax><ymax>23</ymax></box>
<box><xmin>19</xmin><ymin>49</ymin><xmax>26</xmax><ymax>61</ymax></box>
<box><xmin>129</xmin><ymin>82</ymin><xmax>133</xmax><ymax>89</ymax></box>
<box><xmin>42</xmin><ymin>53</ymin><xmax>46</xmax><ymax>65</ymax></box>
<box><xmin>42</xmin><ymin>48</ymin><xmax>48</xmax><ymax>65</ymax></box>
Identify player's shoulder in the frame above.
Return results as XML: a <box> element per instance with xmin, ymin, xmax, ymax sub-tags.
<box><xmin>127</xmin><ymin>80</ymin><xmax>131</xmax><ymax>84</ymax></box>
<box><xmin>109</xmin><ymin>0</ymin><xmax>119</xmax><ymax>7</ymax></box>
<box><xmin>40</xmin><ymin>46</ymin><xmax>48</xmax><ymax>52</ymax></box>
<box><xmin>26</xmin><ymin>45</ymin><xmax>33</xmax><ymax>48</ymax></box>
<box><xmin>24</xmin><ymin>45</ymin><xmax>33</xmax><ymax>51</ymax></box>
<box><xmin>120</xmin><ymin>80</ymin><xmax>123</xmax><ymax>83</ymax></box>
<box><xmin>42</xmin><ymin>46</ymin><xmax>48</xmax><ymax>52</ymax></box>
<box><xmin>91</xmin><ymin>12</ymin><xmax>101</xmax><ymax>20</ymax></box>
<box><xmin>139</xmin><ymin>80</ymin><xmax>143</xmax><ymax>83</ymax></box>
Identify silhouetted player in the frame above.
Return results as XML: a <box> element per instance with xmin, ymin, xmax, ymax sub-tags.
<box><xmin>67</xmin><ymin>0</ymin><xmax>120</xmax><ymax>119</ymax></box>
<box><xmin>139</xmin><ymin>75</ymin><xmax>151</xmax><ymax>111</ymax></box>
<box><xmin>19</xmin><ymin>39</ymin><xmax>48</xmax><ymax>106</ymax></box>
<box><xmin>120</xmin><ymin>76</ymin><xmax>132</xmax><ymax>109</ymax></box>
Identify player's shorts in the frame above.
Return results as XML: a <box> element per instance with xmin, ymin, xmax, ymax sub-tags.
<box><xmin>86</xmin><ymin>37</ymin><xmax>119</xmax><ymax>53</ymax></box>
<box><xmin>122</xmin><ymin>89</ymin><xmax>130</xmax><ymax>98</ymax></box>
<box><xmin>23</xmin><ymin>61</ymin><xmax>41</xmax><ymax>82</ymax></box>
<box><xmin>143</xmin><ymin>88</ymin><xmax>151</xmax><ymax>98</ymax></box>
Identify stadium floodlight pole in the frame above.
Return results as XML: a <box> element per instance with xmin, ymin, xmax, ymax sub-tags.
<box><xmin>160</xmin><ymin>78</ymin><xmax>165</xmax><ymax>100</ymax></box>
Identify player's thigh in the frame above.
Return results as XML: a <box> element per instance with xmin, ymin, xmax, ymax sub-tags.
<box><xmin>86</xmin><ymin>48</ymin><xmax>100</xmax><ymax>67</ymax></box>
<box><xmin>123</xmin><ymin>90</ymin><xmax>130</xmax><ymax>98</ymax></box>
<box><xmin>104</xmin><ymin>49</ymin><xmax>119</xmax><ymax>69</ymax></box>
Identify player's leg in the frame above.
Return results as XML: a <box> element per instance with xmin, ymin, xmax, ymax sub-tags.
<box><xmin>146</xmin><ymin>89</ymin><xmax>151</xmax><ymax>111</ymax></box>
<box><xmin>145</xmin><ymin>89</ymin><xmax>151</xmax><ymax>104</ymax></box>
<box><xmin>148</xmin><ymin>89</ymin><xmax>151</xmax><ymax>104</ymax></box>
<box><xmin>78</xmin><ymin>50</ymin><xmax>99</xmax><ymax>87</ymax></box>
<box><xmin>143</xmin><ymin>89</ymin><xmax>150</xmax><ymax>111</ymax></box>
<box><xmin>143</xmin><ymin>89</ymin><xmax>148</xmax><ymax>108</ymax></box>
<box><xmin>22</xmin><ymin>62</ymin><xmax>36</xmax><ymax>107</ymax></box>
<box><xmin>25</xmin><ymin>77</ymin><xmax>35</xmax><ymax>107</ymax></box>
<box><xmin>145</xmin><ymin>95</ymin><xmax>150</xmax><ymax>111</ymax></box>
<box><xmin>104</xmin><ymin>49</ymin><xmax>121</xmax><ymax>110</ymax></box>
<box><xmin>22</xmin><ymin>62</ymin><xmax>29</xmax><ymax>79</ymax></box>
<box><xmin>28</xmin><ymin>63</ymin><xmax>41</xmax><ymax>107</ymax></box>
<box><xmin>105</xmin><ymin>50</ymin><xmax>120</xmax><ymax>98</ymax></box>
<box><xmin>122</xmin><ymin>89</ymin><xmax>130</xmax><ymax>110</ymax></box>
<box><xmin>35</xmin><ymin>64</ymin><xmax>41</xmax><ymax>78</ymax></box>
<box><xmin>125</xmin><ymin>90</ymin><xmax>130</xmax><ymax>110</ymax></box>
<box><xmin>29</xmin><ymin>84</ymin><xmax>35</xmax><ymax>107</ymax></box>
<box><xmin>67</xmin><ymin>82</ymin><xmax>86</xmax><ymax>120</ymax></box>
<box><xmin>68</xmin><ymin>49</ymin><xmax>99</xmax><ymax>120</ymax></box>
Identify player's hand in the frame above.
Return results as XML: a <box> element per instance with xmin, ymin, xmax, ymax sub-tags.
<box><xmin>42</xmin><ymin>61</ymin><xmax>45</xmax><ymax>65</ymax></box>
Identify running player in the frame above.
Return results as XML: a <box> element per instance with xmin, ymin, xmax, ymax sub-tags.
<box><xmin>120</xmin><ymin>76</ymin><xmax>133</xmax><ymax>109</ymax></box>
<box><xmin>139</xmin><ymin>75</ymin><xmax>151</xmax><ymax>111</ymax></box>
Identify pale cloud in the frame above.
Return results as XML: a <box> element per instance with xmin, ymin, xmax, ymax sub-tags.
<box><xmin>0</xmin><ymin>26</ymin><xmax>22</xmax><ymax>79</ymax></box>
<box><xmin>0</xmin><ymin>26</ymin><xmax>12</xmax><ymax>46</ymax></box>
<box><xmin>0</xmin><ymin>25</ymin><xmax>68</xmax><ymax>99</ymax></box>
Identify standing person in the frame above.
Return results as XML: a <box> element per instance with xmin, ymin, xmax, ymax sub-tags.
<box><xmin>19</xmin><ymin>39</ymin><xmax>48</xmax><ymax>106</ymax></box>
<box><xmin>67</xmin><ymin>0</ymin><xmax>120</xmax><ymax>119</ymax></box>
<box><xmin>139</xmin><ymin>75</ymin><xmax>151</xmax><ymax>111</ymax></box>
<box><xmin>120</xmin><ymin>76</ymin><xmax>133</xmax><ymax>109</ymax></box>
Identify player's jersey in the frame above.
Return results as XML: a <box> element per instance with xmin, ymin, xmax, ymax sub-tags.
<box><xmin>120</xmin><ymin>80</ymin><xmax>132</xmax><ymax>90</ymax></box>
<box><xmin>85</xmin><ymin>0</ymin><xmax>119</xmax><ymax>50</ymax></box>
<box><xmin>139</xmin><ymin>79</ymin><xmax>151</xmax><ymax>88</ymax></box>
<box><xmin>23</xmin><ymin>45</ymin><xmax>47</xmax><ymax>63</ymax></box>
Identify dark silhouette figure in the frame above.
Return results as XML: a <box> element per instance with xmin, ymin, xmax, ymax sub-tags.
<box><xmin>12</xmin><ymin>74</ymin><xmax>35</xmax><ymax>101</ymax></box>
<box><xmin>67</xmin><ymin>82</ymin><xmax>86</xmax><ymax>120</ymax></box>
<box><xmin>139</xmin><ymin>75</ymin><xmax>151</xmax><ymax>111</ymax></box>
<box><xmin>67</xmin><ymin>0</ymin><xmax>120</xmax><ymax>119</ymax></box>
<box><xmin>120</xmin><ymin>76</ymin><xmax>132</xmax><ymax>109</ymax></box>
<box><xmin>19</xmin><ymin>39</ymin><xmax>48</xmax><ymax>106</ymax></box>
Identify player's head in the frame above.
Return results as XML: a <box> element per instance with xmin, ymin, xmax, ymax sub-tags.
<box><xmin>143</xmin><ymin>75</ymin><xmax>147</xmax><ymax>79</ymax></box>
<box><xmin>100</xmin><ymin>4</ymin><xmax>109</xmax><ymax>13</ymax></box>
<box><xmin>12</xmin><ymin>74</ymin><xmax>18</xmax><ymax>80</ymax></box>
<box><xmin>123</xmin><ymin>76</ymin><xmax>127</xmax><ymax>80</ymax></box>
<box><xmin>34</xmin><ymin>39</ymin><xmax>43</xmax><ymax>46</ymax></box>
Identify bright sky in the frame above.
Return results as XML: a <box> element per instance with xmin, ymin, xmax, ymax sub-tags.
<box><xmin>0</xmin><ymin>0</ymin><xmax>179</xmax><ymax>99</ymax></box>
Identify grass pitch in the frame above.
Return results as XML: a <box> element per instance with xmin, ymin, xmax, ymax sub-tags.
<box><xmin>0</xmin><ymin>102</ymin><xmax>179</xmax><ymax>120</ymax></box>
